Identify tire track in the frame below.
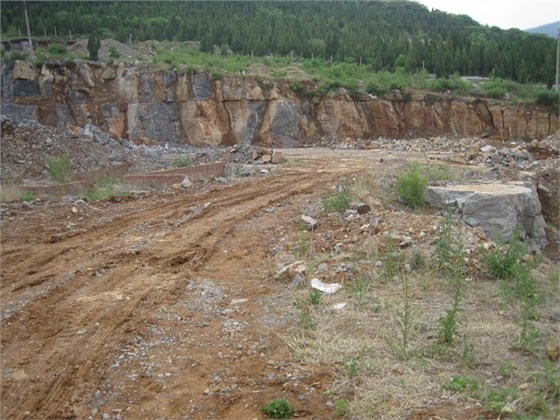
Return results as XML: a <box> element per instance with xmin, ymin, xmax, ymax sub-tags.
<box><xmin>1</xmin><ymin>169</ymin><xmax>339</xmax><ymax>419</ymax></box>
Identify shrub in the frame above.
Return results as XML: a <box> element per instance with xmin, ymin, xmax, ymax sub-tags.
<box><xmin>85</xmin><ymin>176</ymin><xmax>117</xmax><ymax>202</ymax></box>
<box><xmin>47</xmin><ymin>43</ymin><xmax>68</xmax><ymax>56</ymax></box>
<box><xmin>47</xmin><ymin>153</ymin><xmax>73</xmax><ymax>183</ymax></box>
<box><xmin>321</xmin><ymin>188</ymin><xmax>351</xmax><ymax>213</ymax></box>
<box><xmin>108</xmin><ymin>46</ymin><xmax>120</xmax><ymax>60</ymax></box>
<box><xmin>536</xmin><ymin>90</ymin><xmax>559</xmax><ymax>109</ymax></box>
<box><xmin>483</xmin><ymin>77</ymin><xmax>507</xmax><ymax>99</ymax></box>
<box><xmin>486</xmin><ymin>233</ymin><xmax>526</xmax><ymax>280</ymax></box>
<box><xmin>261</xmin><ymin>398</ymin><xmax>293</xmax><ymax>419</ymax></box>
<box><xmin>7</xmin><ymin>50</ymin><xmax>28</xmax><ymax>61</ymax></box>
<box><xmin>173</xmin><ymin>154</ymin><xmax>192</xmax><ymax>168</ymax></box>
<box><xmin>396</xmin><ymin>161</ymin><xmax>427</xmax><ymax>210</ymax></box>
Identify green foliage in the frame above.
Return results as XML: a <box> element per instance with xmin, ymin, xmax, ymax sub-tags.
<box><xmin>381</xmin><ymin>238</ymin><xmax>403</xmax><ymax>281</ymax></box>
<box><xmin>20</xmin><ymin>191</ymin><xmax>37</xmax><ymax>202</ymax></box>
<box><xmin>308</xmin><ymin>290</ymin><xmax>322</xmax><ymax>305</ymax></box>
<box><xmin>173</xmin><ymin>154</ymin><xmax>192</xmax><ymax>168</ymax></box>
<box><xmin>535</xmin><ymin>89</ymin><xmax>559</xmax><ymax>110</ymax></box>
<box><xmin>334</xmin><ymin>399</ymin><xmax>349</xmax><ymax>417</ymax></box>
<box><xmin>346</xmin><ymin>276</ymin><xmax>371</xmax><ymax>302</ymax></box>
<box><xmin>321</xmin><ymin>188</ymin><xmax>351</xmax><ymax>214</ymax></box>
<box><xmin>343</xmin><ymin>357</ymin><xmax>359</xmax><ymax>378</ymax></box>
<box><xmin>483</xmin><ymin>77</ymin><xmax>507</xmax><ymax>99</ymax></box>
<box><xmin>47</xmin><ymin>43</ymin><xmax>68</xmax><ymax>56</ymax></box>
<box><xmin>484</xmin><ymin>386</ymin><xmax>520</xmax><ymax>414</ymax></box>
<box><xmin>1</xmin><ymin>1</ymin><xmax>555</xmax><ymax>85</ymax></box>
<box><xmin>108</xmin><ymin>45</ymin><xmax>120</xmax><ymax>60</ymax></box>
<box><xmin>430</xmin><ymin>74</ymin><xmax>472</xmax><ymax>93</ymax></box>
<box><xmin>396</xmin><ymin>161</ymin><xmax>427</xmax><ymax>210</ymax></box>
<box><xmin>442</xmin><ymin>376</ymin><xmax>479</xmax><ymax>392</ymax></box>
<box><xmin>6</xmin><ymin>50</ymin><xmax>28</xmax><ymax>61</ymax></box>
<box><xmin>233</xmin><ymin>163</ymin><xmax>244</xmax><ymax>178</ymax></box>
<box><xmin>486</xmin><ymin>233</ymin><xmax>526</xmax><ymax>280</ymax></box>
<box><xmin>85</xmin><ymin>176</ymin><xmax>117</xmax><ymax>202</ymax></box>
<box><xmin>87</xmin><ymin>33</ymin><xmax>101</xmax><ymax>61</ymax></box>
<box><xmin>47</xmin><ymin>153</ymin><xmax>73</xmax><ymax>183</ymax></box>
<box><xmin>261</xmin><ymin>398</ymin><xmax>293</xmax><ymax>419</ymax></box>
<box><xmin>434</xmin><ymin>217</ymin><xmax>466</xmax><ymax>346</ymax></box>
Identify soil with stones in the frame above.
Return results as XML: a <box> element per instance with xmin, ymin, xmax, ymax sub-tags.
<box><xmin>1</xmin><ymin>127</ymin><xmax>559</xmax><ymax>419</ymax></box>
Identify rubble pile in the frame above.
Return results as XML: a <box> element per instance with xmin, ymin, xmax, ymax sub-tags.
<box><xmin>0</xmin><ymin>117</ymin><xmax>254</xmax><ymax>182</ymax></box>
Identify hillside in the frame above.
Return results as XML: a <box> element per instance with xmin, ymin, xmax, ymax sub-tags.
<box><xmin>526</xmin><ymin>21</ymin><xmax>559</xmax><ymax>37</ymax></box>
<box><xmin>1</xmin><ymin>0</ymin><xmax>557</xmax><ymax>85</ymax></box>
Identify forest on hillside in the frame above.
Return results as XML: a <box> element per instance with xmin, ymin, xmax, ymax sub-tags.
<box><xmin>1</xmin><ymin>1</ymin><xmax>557</xmax><ymax>86</ymax></box>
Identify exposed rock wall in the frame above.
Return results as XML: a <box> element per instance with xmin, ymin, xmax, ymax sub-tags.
<box><xmin>1</xmin><ymin>60</ymin><xmax>558</xmax><ymax>146</ymax></box>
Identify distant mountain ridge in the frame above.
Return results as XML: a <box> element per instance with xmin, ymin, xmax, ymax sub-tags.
<box><xmin>526</xmin><ymin>21</ymin><xmax>559</xmax><ymax>37</ymax></box>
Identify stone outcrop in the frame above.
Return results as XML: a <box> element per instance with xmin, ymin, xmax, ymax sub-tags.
<box><xmin>1</xmin><ymin>60</ymin><xmax>558</xmax><ymax>146</ymax></box>
<box><xmin>425</xmin><ymin>182</ymin><xmax>548</xmax><ymax>252</ymax></box>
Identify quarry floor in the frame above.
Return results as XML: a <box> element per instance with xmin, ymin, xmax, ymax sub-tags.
<box><xmin>1</xmin><ymin>148</ymin><xmax>558</xmax><ymax>420</ymax></box>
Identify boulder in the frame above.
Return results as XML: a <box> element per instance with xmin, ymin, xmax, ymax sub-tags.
<box><xmin>426</xmin><ymin>182</ymin><xmax>547</xmax><ymax>252</ymax></box>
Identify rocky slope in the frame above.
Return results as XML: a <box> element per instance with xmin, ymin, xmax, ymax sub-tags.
<box><xmin>1</xmin><ymin>60</ymin><xmax>558</xmax><ymax>147</ymax></box>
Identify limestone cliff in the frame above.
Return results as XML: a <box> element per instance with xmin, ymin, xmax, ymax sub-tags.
<box><xmin>1</xmin><ymin>60</ymin><xmax>558</xmax><ymax>146</ymax></box>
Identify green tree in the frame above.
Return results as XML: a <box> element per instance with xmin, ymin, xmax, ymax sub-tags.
<box><xmin>87</xmin><ymin>33</ymin><xmax>101</xmax><ymax>61</ymax></box>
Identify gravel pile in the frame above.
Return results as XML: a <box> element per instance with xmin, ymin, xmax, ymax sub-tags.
<box><xmin>0</xmin><ymin>116</ymin><xmax>254</xmax><ymax>182</ymax></box>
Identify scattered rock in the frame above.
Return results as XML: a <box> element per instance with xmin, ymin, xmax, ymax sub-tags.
<box><xmin>466</xmin><ymin>145</ymin><xmax>479</xmax><ymax>160</ymax></box>
<box><xmin>352</xmin><ymin>202</ymin><xmax>371</xmax><ymax>215</ymax></box>
<box><xmin>181</xmin><ymin>176</ymin><xmax>192</xmax><ymax>189</ymax></box>
<box><xmin>301</xmin><ymin>215</ymin><xmax>319</xmax><ymax>231</ymax></box>
<box><xmin>310</xmin><ymin>278</ymin><xmax>342</xmax><ymax>294</ymax></box>
<box><xmin>426</xmin><ymin>182</ymin><xmax>547</xmax><ymax>252</ymax></box>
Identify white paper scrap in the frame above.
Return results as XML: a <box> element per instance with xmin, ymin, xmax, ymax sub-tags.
<box><xmin>311</xmin><ymin>278</ymin><xmax>342</xmax><ymax>294</ymax></box>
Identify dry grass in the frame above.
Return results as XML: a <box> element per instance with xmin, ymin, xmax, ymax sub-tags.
<box><xmin>282</xmin><ymin>176</ymin><xmax>560</xmax><ymax>418</ymax></box>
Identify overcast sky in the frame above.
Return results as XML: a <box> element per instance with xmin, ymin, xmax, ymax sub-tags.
<box><xmin>417</xmin><ymin>0</ymin><xmax>560</xmax><ymax>30</ymax></box>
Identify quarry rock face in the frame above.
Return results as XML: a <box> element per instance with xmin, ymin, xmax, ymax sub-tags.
<box><xmin>1</xmin><ymin>61</ymin><xmax>558</xmax><ymax>146</ymax></box>
<box><xmin>426</xmin><ymin>183</ymin><xmax>548</xmax><ymax>252</ymax></box>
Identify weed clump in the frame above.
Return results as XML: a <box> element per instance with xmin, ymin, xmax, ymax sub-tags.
<box><xmin>47</xmin><ymin>153</ymin><xmax>73</xmax><ymax>183</ymax></box>
<box><xmin>396</xmin><ymin>161</ymin><xmax>427</xmax><ymax>210</ymax></box>
<box><xmin>173</xmin><ymin>154</ymin><xmax>192</xmax><ymax>168</ymax></box>
<box><xmin>321</xmin><ymin>188</ymin><xmax>351</xmax><ymax>213</ymax></box>
<box><xmin>262</xmin><ymin>398</ymin><xmax>293</xmax><ymax>419</ymax></box>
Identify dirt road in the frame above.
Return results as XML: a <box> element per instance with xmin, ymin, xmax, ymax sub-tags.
<box><xmin>1</xmin><ymin>150</ymin><xmax>401</xmax><ymax>419</ymax></box>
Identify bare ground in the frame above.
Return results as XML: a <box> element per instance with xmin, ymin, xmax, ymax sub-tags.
<box><xmin>1</xmin><ymin>148</ymin><xmax>559</xmax><ymax>419</ymax></box>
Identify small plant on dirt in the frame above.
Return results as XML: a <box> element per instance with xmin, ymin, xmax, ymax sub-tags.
<box><xmin>308</xmin><ymin>289</ymin><xmax>322</xmax><ymax>305</ymax></box>
<box><xmin>437</xmin><ymin>276</ymin><xmax>464</xmax><ymax>346</ymax></box>
<box><xmin>484</xmin><ymin>386</ymin><xmax>520</xmax><ymax>415</ymax></box>
<box><xmin>108</xmin><ymin>45</ymin><xmax>120</xmax><ymax>60</ymax></box>
<box><xmin>234</xmin><ymin>163</ymin><xmax>244</xmax><ymax>177</ymax></box>
<box><xmin>20</xmin><ymin>191</ymin><xmax>36</xmax><ymax>202</ymax></box>
<box><xmin>486</xmin><ymin>232</ymin><xmax>527</xmax><ymax>280</ymax></box>
<box><xmin>261</xmin><ymin>398</ymin><xmax>293</xmax><ymax>419</ymax></box>
<box><xmin>86</xmin><ymin>176</ymin><xmax>117</xmax><ymax>202</ymax></box>
<box><xmin>442</xmin><ymin>376</ymin><xmax>479</xmax><ymax>392</ymax></box>
<box><xmin>343</xmin><ymin>357</ymin><xmax>359</xmax><ymax>378</ymax></box>
<box><xmin>298</xmin><ymin>312</ymin><xmax>316</xmax><ymax>330</ymax></box>
<box><xmin>47</xmin><ymin>153</ymin><xmax>73</xmax><ymax>183</ymax></box>
<box><xmin>394</xmin><ymin>273</ymin><xmax>414</xmax><ymax>359</ymax></box>
<box><xmin>381</xmin><ymin>238</ymin><xmax>403</xmax><ymax>281</ymax></box>
<box><xmin>293</xmin><ymin>231</ymin><xmax>310</xmax><ymax>259</ymax></box>
<box><xmin>433</xmin><ymin>217</ymin><xmax>465</xmax><ymax>275</ymax></box>
<box><xmin>396</xmin><ymin>161</ymin><xmax>427</xmax><ymax>210</ymax></box>
<box><xmin>346</xmin><ymin>276</ymin><xmax>371</xmax><ymax>302</ymax></box>
<box><xmin>334</xmin><ymin>399</ymin><xmax>349</xmax><ymax>416</ymax></box>
<box><xmin>434</xmin><ymin>217</ymin><xmax>466</xmax><ymax>346</ymax></box>
<box><xmin>408</xmin><ymin>250</ymin><xmax>426</xmax><ymax>271</ymax></box>
<box><xmin>321</xmin><ymin>187</ymin><xmax>351</xmax><ymax>214</ymax></box>
<box><xmin>173</xmin><ymin>154</ymin><xmax>192</xmax><ymax>168</ymax></box>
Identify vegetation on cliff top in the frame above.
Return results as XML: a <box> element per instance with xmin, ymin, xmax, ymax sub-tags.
<box><xmin>1</xmin><ymin>1</ymin><xmax>557</xmax><ymax>86</ymax></box>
